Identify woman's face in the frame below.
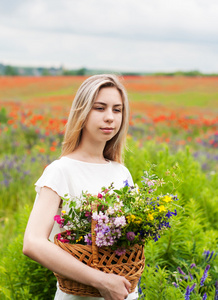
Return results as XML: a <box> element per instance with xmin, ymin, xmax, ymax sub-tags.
<box><xmin>82</xmin><ymin>87</ymin><xmax>123</xmax><ymax>145</ymax></box>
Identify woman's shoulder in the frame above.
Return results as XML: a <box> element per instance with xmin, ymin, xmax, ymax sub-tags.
<box><xmin>110</xmin><ymin>161</ymin><xmax>131</xmax><ymax>174</ymax></box>
<box><xmin>45</xmin><ymin>157</ymin><xmax>71</xmax><ymax>170</ymax></box>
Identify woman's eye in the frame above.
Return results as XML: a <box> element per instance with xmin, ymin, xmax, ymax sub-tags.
<box><xmin>95</xmin><ymin>107</ymin><xmax>104</xmax><ymax>111</ymax></box>
<box><xmin>114</xmin><ymin>109</ymin><xmax>121</xmax><ymax>113</ymax></box>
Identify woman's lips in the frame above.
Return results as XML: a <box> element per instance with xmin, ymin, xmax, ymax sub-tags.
<box><xmin>100</xmin><ymin>128</ymin><xmax>114</xmax><ymax>133</ymax></box>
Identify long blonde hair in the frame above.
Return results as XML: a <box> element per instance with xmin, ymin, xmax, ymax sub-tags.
<box><xmin>61</xmin><ymin>74</ymin><xmax>129</xmax><ymax>163</ymax></box>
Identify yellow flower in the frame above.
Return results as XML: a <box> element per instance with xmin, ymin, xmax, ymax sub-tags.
<box><xmin>61</xmin><ymin>210</ymin><xmax>66</xmax><ymax>214</ymax></box>
<box><xmin>76</xmin><ymin>236</ymin><xmax>83</xmax><ymax>243</ymax></box>
<box><xmin>162</xmin><ymin>196</ymin><xmax>172</xmax><ymax>203</ymax></box>
<box><xmin>135</xmin><ymin>218</ymin><xmax>142</xmax><ymax>225</ymax></box>
<box><xmin>127</xmin><ymin>215</ymin><xmax>142</xmax><ymax>224</ymax></box>
<box><xmin>147</xmin><ymin>213</ymin><xmax>154</xmax><ymax>221</ymax></box>
<box><xmin>126</xmin><ymin>215</ymin><xmax>136</xmax><ymax>223</ymax></box>
<box><xmin>158</xmin><ymin>205</ymin><xmax>167</xmax><ymax>212</ymax></box>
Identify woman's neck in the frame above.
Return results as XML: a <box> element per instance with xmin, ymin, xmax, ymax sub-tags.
<box><xmin>66</xmin><ymin>141</ymin><xmax>107</xmax><ymax>164</ymax></box>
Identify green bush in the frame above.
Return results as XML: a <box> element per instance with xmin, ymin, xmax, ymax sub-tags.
<box><xmin>0</xmin><ymin>139</ymin><xmax>217</xmax><ymax>299</ymax></box>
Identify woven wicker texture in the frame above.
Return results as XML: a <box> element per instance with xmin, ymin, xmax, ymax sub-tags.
<box><xmin>54</xmin><ymin>203</ymin><xmax>145</xmax><ymax>297</ymax></box>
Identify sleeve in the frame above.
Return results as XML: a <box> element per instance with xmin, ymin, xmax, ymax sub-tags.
<box><xmin>123</xmin><ymin>165</ymin><xmax>134</xmax><ymax>186</ymax></box>
<box><xmin>34</xmin><ymin>160</ymin><xmax>69</xmax><ymax>199</ymax></box>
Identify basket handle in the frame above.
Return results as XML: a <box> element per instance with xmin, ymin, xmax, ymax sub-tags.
<box><xmin>91</xmin><ymin>202</ymin><xmax>99</xmax><ymax>265</ymax></box>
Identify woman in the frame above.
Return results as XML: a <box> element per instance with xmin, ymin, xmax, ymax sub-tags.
<box><xmin>23</xmin><ymin>74</ymin><xmax>138</xmax><ymax>300</ymax></box>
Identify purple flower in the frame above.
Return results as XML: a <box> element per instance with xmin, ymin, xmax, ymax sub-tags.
<box><xmin>154</xmin><ymin>235</ymin><xmax>160</xmax><ymax>242</ymax></box>
<box><xmin>200</xmin><ymin>265</ymin><xmax>210</xmax><ymax>286</ymax></box>
<box><xmin>189</xmin><ymin>283</ymin><xmax>196</xmax><ymax>292</ymax></box>
<box><xmin>203</xmin><ymin>250</ymin><xmax>217</xmax><ymax>262</ymax></box>
<box><xmin>84</xmin><ymin>233</ymin><xmax>92</xmax><ymax>245</ymax></box>
<box><xmin>215</xmin><ymin>280</ymin><xmax>218</xmax><ymax>300</ymax></box>
<box><xmin>138</xmin><ymin>277</ymin><xmax>143</xmax><ymax>294</ymax></box>
<box><xmin>185</xmin><ymin>285</ymin><xmax>191</xmax><ymax>300</ymax></box>
<box><xmin>172</xmin><ymin>282</ymin><xmax>179</xmax><ymax>288</ymax></box>
<box><xmin>166</xmin><ymin>209</ymin><xmax>177</xmax><ymax>218</ymax></box>
<box><xmin>114</xmin><ymin>216</ymin><xmax>126</xmax><ymax>227</ymax></box>
<box><xmin>189</xmin><ymin>272</ymin><xmax>193</xmax><ymax>280</ymax></box>
<box><xmin>123</xmin><ymin>180</ymin><xmax>129</xmax><ymax>187</ymax></box>
<box><xmin>202</xmin><ymin>293</ymin><xmax>207</xmax><ymax>300</ymax></box>
<box><xmin>177</xmin><ymin>267</ymin><xmax>186</xmax><ymax>276</ymax></box>
<box><xmin>126</xmin><ymin>231</ymin><xmax>135</xmax><ymax>241</ymax></box>
<box><xmin>115</xmin><ymin>248</ymin><xmax>126</xmax><ymax>256</ymax></box>
<box><xmin>102</xmin><ymin>225</ymin><xmax>110</xmax><ymax>234</ymax></box>
<box><xmin>190</xmin><ymin>263</ymin><xmax>196</xmax><ymax>269</ymax></box>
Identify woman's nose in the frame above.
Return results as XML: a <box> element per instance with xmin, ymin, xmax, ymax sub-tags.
<box><xmin>104</xmin><ymin>109</ymin><xmax>114</xmax><ymax>122</ymax></box>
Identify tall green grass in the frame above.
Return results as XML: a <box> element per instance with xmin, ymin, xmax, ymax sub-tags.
<box><xmin>0</xmin><ymin>139</ymin><xmax>217</xmax><ymax>299</ymax></box>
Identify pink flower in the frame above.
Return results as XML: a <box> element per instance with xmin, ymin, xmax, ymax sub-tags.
<box><xmin>115</xmin><ymin>248</ymin><xmax>126</xmax><ymax>256</ymax></box>
<box><xmin>54</xmin><ymin>215</ymin><xmax>65</xmax><ymax>227</ymax></box>
<box><xmin>114</xmin><ymin>216</ymin><xmax>126</xmax><ymax>227</ymax></box>
<box><xmin>126</xmin><ymin>232</ymin><xmax>135</xmax><ymax>241</ymax></box>
<box><xmin>98</xmin><ymin>193</ymin><xmax>103</xmax><ymax>199</ymax></box>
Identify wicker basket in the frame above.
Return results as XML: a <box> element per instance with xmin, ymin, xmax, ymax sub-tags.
<box><xmin>53</xmin><ymin>204</ymin><xmax>145</xmax><ymax>297</ymax></box>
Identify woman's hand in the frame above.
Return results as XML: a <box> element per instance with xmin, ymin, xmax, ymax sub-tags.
<box><xmin>96</xmin><ymin>273</ymin><xmax>131</xmax><ymax>300</ymax></box>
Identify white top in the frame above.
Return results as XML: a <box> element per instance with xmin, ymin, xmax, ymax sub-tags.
<box><xmin>34</xmin><ymin>157</ymin><xmax>138</xmax><ymax>300</ymax></box>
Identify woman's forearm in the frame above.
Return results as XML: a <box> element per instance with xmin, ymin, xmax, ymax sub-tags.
<box><xmin>23</xmin><ymin>236</ymin><xmax>104</xmax><ymax>290</ymax></box>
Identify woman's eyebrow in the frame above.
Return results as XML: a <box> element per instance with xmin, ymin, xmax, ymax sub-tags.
<box><xmin>94</xmin><ymin>102</ymin><xmax>122</xmax><ymax>107</ymax></box>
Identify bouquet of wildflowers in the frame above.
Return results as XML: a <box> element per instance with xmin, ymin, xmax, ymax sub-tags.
<box><xmin>54</xmin><ymin>164</ymin><xmax>181</xmax><ymax>255</ymax></box>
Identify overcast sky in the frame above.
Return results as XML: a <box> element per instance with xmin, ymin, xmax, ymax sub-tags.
<box><xmin>0</xmin><ymin>0</ymin><xmax>218</xmax><ymax>73</ymax></box>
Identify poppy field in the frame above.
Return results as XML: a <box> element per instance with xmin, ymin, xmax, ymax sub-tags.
<box><xmin>0</xmin><ymin>76</ymin><xmax>218</xmax><ymax>299</ymax></box>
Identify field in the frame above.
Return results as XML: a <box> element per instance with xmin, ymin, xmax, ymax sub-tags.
<box><xmin>0</xmin><ymin>76</ymin><xmax>218</xmax><ymax>299</ymax></box>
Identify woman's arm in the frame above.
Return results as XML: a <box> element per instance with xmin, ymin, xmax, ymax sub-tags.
<box><xmin>23</xmin><ymin>187</ymin><xmax>131</xmax><ymax>300</ymax></box>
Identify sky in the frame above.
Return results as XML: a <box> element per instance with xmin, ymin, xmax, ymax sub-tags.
<box><xmin>0</xmin><ymin>0</ymin><xmax>218</xmax><ymax>73</ymax></box>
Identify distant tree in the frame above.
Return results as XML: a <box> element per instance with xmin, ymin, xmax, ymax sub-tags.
<box><xmin>42</xmin><ymin>69</ymin><xmax>50</xmax><ymax>76</ymax></box>
<box><xmin>5</xmin><ymin>65</ymin><xmax>18</xmax><ymax>76</ymax></box>
<box><xmin>76</xmin><ymin>68</ymin><xmax>87</xmax><ymax>75</ymax></box>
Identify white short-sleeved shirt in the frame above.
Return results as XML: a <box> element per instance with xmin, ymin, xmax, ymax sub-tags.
<box><xmin>35</xmin><ymin>157</ymin><xmax>138</xmax><ymax>300</ymax></box>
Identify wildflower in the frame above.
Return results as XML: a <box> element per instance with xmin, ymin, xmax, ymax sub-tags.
<box><xmin>177</xmin><ymin>267</ymin><xmax>186</xmax><ymax>276</ymax></box>
<box><xmin>200</xmin><ymin>265</ymin><xmax>210</xmax><ymax>286</ymax></box>
<box><xmin>185</xmin><ymin>285</ymin><xmax>191</xmax><ymax>300</ymax></box>
<box><xmin>57</xmin><ymin>233</ymin><xmax>70</xmax><ymax>243</ymax></box>
<box><xmin>106</xmin><ymin>206</ymin><xmax>114</xmax><ymax>215</ymax></box>
<box><xmin>123</xmin><ymin>179</ymin><xmax>129</xmax><ymax>187</ymax></box>
<box><xmin>126</xmin><ymin>215</ymin><xmax>136</xmax><ymax>223</ymax></box>
<box><xmin>126</xmin><ymin>232</ymin><xmax>135</xmax><ymax>241</ymax></box>
<box><xmin>102</xmin><ymin>225</ymin><xmax>110</xmax><ymax>234</ymax></box>
<box><xmin>76</xmin><ymin>236</ymin><xmax>83</xmax><ymax>243</ymax></box>
<box><xmin>189</xmin><ymin>272</ymin><xmax>193</xmax><ymax>280</ymax></box>
<box><xmin>84</xmin><ymin>233</ymin><xmax>92</xmax><ymax>245</ymax></box>
<box><xmin>147</xmin><ymin>213</ymin><xmax>154</xmax><ymax>221</ymax></box>
<box><xmin>54</xmin><ymin>215</ymin><xmax>65</xmax><ymax>227</ymax></box>
<box><xmin>215</xmin><ymin>280</ymin><xmax>218</xmax><ymax>300</ymax></box>
<box><xmin>154</xmin><ymin>235</ymin><xmax>160</xmax><ymax>242</ymax></box>
<box><xmin>138</xmin><ymin>277</ymin><xmax>143</xmax><ymax>294</ymax></box>
<box><xmin>115</xmin><ymin>248</ymin><xmax>126</xmax><ymax>256</ymax></box>
<box><xmin>114</xmin><ymin>216</ymin><xmax>126</xmax><ymax>227</ymax></box>
<box><xmin>203</xmin><ymin>250</ymin><xmax>217</xmax><ymax>262</ymax></box>
<box><xmin>189</xmin><ymin>283</ymin><xmax>196</xmax><ymax>292</ymax></box>
<box><xmin>158</xmin><ymin>205</ymin><xmax>167</xmax><ymax>212</ymax></box>
<box><xmin>190</xmin><ymin>263</ymin><xmax>196</xmax><ymax>268</ymax></box>
<box><xmin>162</xmin><ymin>195</ymin><xmax>172</xmax><ymax>203</ymax></box>
<box><xmin>172</xmin><ymin>282</ymin><xmax>179</xmax><ymax>288</ymax></box>
<box><xmin>50</xmin><ymin>146</ymin><xmax>56</xmax><ymax>152</ymax></box>
<box><xmin>61</xmin><ymin>210</ymin><xmax>66</xmax><ymax>214</ymax></box>
<box><xmin>98</xmin><ymin>193</ymin><xmax>103</xmax><ymax>199</ymax></box>
<box><xmin>135</xmin><ymin>217</ymin><xmax>142</xmax><ymax>224</ymax></box>
<box><xmin>202</xmin><ymin>293</ymin><xmax>207</xmax><ymax>300</ymax></box>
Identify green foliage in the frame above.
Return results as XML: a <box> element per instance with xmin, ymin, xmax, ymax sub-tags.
<box><xmin>0</xmin><ymin>206</ymin><xmax>56</xmax><ymax>300</ymax></box>
<box><xmin>0</xmin><ymin>107</ymin><xmax>8</xmax><ymax>123</ymax></box>
<box><xmin>0</xmin><ymin>138</ymin><xmax>217</xmax><ymax>299</ymax></box>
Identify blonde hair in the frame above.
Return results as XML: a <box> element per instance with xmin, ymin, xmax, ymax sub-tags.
<box><xmin>61</xmin><ymin>74</ymin><xmax>129</xmax><ymax>163</ymax></box>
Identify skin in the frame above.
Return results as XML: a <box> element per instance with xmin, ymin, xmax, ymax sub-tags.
<box><xmin>23</xmin><ymin>87</ymin><xmax>131</xmax><ymax>300</ymax></box>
